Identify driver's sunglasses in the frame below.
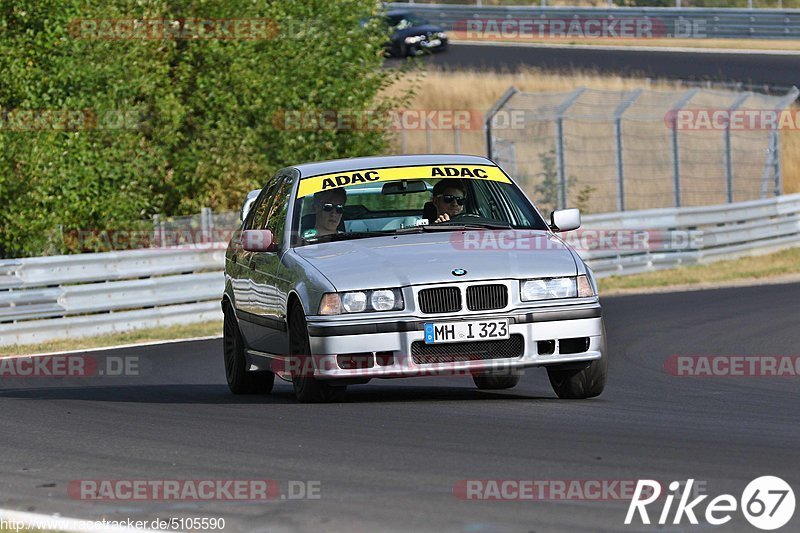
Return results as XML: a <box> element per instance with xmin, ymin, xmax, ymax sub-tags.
<box><xmin>322</xmin><ymin>203</ymin><xmax>345</xmax><ymax>214</ymax></box>
<box><xmin>438</xmin><ymin>194</ymin><xmax>465</xmax><ymax>206</ymax></box>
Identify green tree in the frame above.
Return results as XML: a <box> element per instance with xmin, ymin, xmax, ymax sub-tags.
<box><xmin>0</xmin><ymin>0</ymin><xmax>409</xmax><ymax>257</ymax></box>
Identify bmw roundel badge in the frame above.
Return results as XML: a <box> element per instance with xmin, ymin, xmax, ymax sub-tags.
<box><xmin>452</xmin><ymin>268</ymin><xmax>467</xmax><ymax>276</ymax></box>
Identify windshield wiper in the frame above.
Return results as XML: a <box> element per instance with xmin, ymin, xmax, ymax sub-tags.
<box><xmin>305</xmin><ymin>231</ymin><xmax>389</xmax><ymax>243</ymax></box>
<box><xmin>394</xmin><ymin>221</ymin><xmax>511</xmax><ymax>234</ymax></box>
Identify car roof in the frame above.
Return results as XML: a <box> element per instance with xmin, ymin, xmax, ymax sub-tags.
<box><xmin>292</xmin><ymin>154</ymin><xmax>497</xmax><ymax>179</ymax></box>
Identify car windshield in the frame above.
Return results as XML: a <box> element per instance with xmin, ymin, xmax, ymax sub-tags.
<box><xmin>386</xmin><ymin>13</ymin><xmax>428</xmax><ymax>30</ymax></box>
<box><xmin>292</xmin><ymin>165</ymin><xmax>549</xmax><ymax>246</ymax></box>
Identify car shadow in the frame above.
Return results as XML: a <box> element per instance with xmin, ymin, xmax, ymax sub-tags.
<box><xmin>0</xmin><ymin>382</ymin><xmax>562</xmax><ymax>404</ymax></box>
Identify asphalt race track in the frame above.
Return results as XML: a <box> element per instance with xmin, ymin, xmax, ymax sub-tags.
<box><xmin>416</xmin><ymin>43</ymin><xmax>800</xmax><ymax>89</ymax></box>
<box><xmin>1</xmin><ymin>282</ymin><xmax>799</xmax><ymax>532</ymax></box>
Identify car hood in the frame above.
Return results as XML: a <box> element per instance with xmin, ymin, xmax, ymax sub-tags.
<box><xmin>294</xmin><ymin>230</ymin><xmax>578</xmax><ymax>292</ymax></box>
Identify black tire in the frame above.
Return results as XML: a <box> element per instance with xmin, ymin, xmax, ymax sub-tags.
<box><xmin>223</xmin><ymin>304</ymin><xmax>275</xmax><ymax>395</ymax></box>
<box><xmin>546</xmin><ymin>353</ymin><xmax>607</xmax><ymax>399</ymax></box>
<box><xmin>288</xmin><ymin>303</ymin><xmax>347</xmax><ymax>403</ymax></box>
<box><xmin>473</xmin><ymin>373</ymin><xmax>521</xmax><ymax>390</ymax></box>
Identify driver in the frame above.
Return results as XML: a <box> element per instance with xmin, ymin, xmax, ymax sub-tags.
<box><xmin>312</xmin><ymin>187</ymin><xmax>347</xmax><ymax>236</ymax></box>
<box><xmin>430</xmin><ymin>179</ymin><xmax>465</xmax><ymax>223</ymax></box>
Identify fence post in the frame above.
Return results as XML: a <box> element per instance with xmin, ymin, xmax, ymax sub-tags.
<box><xmin>484</xmin><ymin>86</ymin><xmax>519</xmax><ymax>160</ymax></box>
<box><xmin>201</xmin><ymin>207</ymin><xmax>212</xmax><ymax>244</ymax></box>
<box><xmin>613</xmin><ymin>89</ymin><xmax>642</xmax><ymax>212</ymax></box>
<box><xmin>554</xmin><ymin>87</ymin><xmax>586</xmax><ymax>210</ymax></box>
<box><xmin>670</xmin><ymin>89</ymin><xmax>699</xmax><ymax>208</ymax></box>
<box><xmin>724</xmin><ymin>92</ymin><xmax>751</xmax><ymax>203</ymax></box>
<box><xmin>454</xmin><ymin>126</ymin><xmax>461</xmax><ymax>154</ymax></box>
<box><xmin>764</xmin><ymin>86</ymin><xmax>799</xmax><ymax>197</ymax></box>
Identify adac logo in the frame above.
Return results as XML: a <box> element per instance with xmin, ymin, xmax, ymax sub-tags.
<box><xmin>452</xmin><ymin>268</ymin><xmax>467</xmax><ymax>276</ymax></box>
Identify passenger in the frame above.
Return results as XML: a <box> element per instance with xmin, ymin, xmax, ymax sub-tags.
<box><xmin>429</xmin><ymin>179</ymin><xmax>465</xmax><ymax>223</ymax></box>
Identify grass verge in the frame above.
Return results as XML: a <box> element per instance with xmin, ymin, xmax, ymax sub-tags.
<box><xmin>1</xmin><ymin>320</ymin><xmax>222</xmax><ymax>357</ymax></box>
<box><xmin>451</xmin><ymin>35</ymin><xmax>800</xmax><ymax>52</ymax></box>
<box><xmin>598</xmin><ymin>246</ymin><xmax>800</xmax><ymax>294</ymax></box>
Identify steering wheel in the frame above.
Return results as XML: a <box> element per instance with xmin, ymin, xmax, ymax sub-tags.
<box><xmin>446</xmin><ymin>212</ymin><xmax>481</xmax><ymax>222</ymax></box>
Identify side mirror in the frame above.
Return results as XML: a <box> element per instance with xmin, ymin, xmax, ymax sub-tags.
<box><xmin>242</xmin><ymin>229</ymin><xmax>274</xmax><ymax>252</ymax></box>
<box><xmin>240</xmin><ymin>189</ymin><xmax>261</xmax><ymax>222</ymax></box>
<box><xmin>550</xmin><ymin>208</ymin><xmax>581</xmax><ymax>232</ymax></box>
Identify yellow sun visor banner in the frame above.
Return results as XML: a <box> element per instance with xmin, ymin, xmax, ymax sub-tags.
<box><xmin>297</xmin><ymin>164</ymin><xmax>511</xmax><ymax>198</ymax></box>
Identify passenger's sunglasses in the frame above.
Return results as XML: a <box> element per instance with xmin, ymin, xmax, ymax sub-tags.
<box><xmin>321</xmin><ymin>203</ymin><xmax>345</xmax><ymax>214</ymax></box>
<box><xmin>437</xmin><ymin>194</ymin><xmax>465</xmax><ymax>206</ymax></box>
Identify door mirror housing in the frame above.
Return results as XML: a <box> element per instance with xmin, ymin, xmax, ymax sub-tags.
<box><xmin>242</xmin><ymin>229</ymin><xmax>274</xmax><ymax>252</ymax></box>
<box><xmin>550</xmin><ymin>208</ymin><xmax>581</xmax><ymax>232</ymax></box>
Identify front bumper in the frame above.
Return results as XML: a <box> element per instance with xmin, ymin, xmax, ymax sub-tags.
<box><xmin>302</xmin><ymin>303</ymin><xmax>604</xmax><ymax>380</ymax></box>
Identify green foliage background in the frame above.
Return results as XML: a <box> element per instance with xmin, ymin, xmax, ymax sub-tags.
<box><xmin>0</xmin><ymin>0</ymin><xmax>408</xmax><ymax>257</ymax></box>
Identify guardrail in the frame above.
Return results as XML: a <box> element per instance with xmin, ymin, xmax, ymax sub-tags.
<box><xmin>388</xmin><ymin>2</ymin><xmax>800</xmax><ymax>39</ymax></box>
<box><xmin>1</xmin><ymin>193</ymin><xmax>798</xmax><ymax>346</ymax></box>
<box><xmin>0</xmin><ymin>247</ymin><xmax>226</xmax><ymax>347</ymax></box>
<box><xmin>580</xmin><ymin>192</ymin><xmax>800</xmax><ymax>276</ymax></box>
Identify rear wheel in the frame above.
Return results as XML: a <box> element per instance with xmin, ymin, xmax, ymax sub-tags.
<box><xmin>473</xmin><ymin>372</ymin><xmax>521</xmax><ymax>390</ymax></box>
<box><xmin>288</xmin><ymin>303</ymin><xmax>347</xmax><ymax>403</ymax></box>
<box><xmin>223</xmin><ymin>303</ymin><xmax>274</xmax><ymax>395</ymax></box>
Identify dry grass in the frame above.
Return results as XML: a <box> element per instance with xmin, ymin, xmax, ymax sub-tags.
<box><xmin>1</xmin><ymin>320</ymin><xmax>222</xmax><ymax>356</ymax></box>
<box><xmin>384</xmin><ymin>68</ymin><xmax>800</xmax><ymax>199</ymax></box>
<box><xmin>599</xmin><ymin>246</ymin><xmax>800</xmax><ymax>292</ymax></box>
<box><xmin>451</xmin><ymin>34</ymin><xmax>800</xmax><ymax>51</ymax></box>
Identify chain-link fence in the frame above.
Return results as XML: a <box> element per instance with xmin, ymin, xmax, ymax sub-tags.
<box><xmin>487</xmin><ymin>86</ymin><xmax>798</xmax><ymax>214</ymax></box>
<box><xmin>152</xmin><ymin>208</ymin><xmax>241</xmax><ymax>246</ymax></box>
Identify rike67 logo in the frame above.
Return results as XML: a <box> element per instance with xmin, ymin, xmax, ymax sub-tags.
<box><xmin>626</xmin><ymin>477</ymin><xmax>795</xmax><ymax>530</ymax></box>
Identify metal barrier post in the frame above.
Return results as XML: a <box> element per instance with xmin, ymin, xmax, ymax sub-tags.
<box><xmin>670</xmin><ymin>89</ymin><xmax>699</xmax><ymax>208</ymax></box>
<box><xmin>613</xmin><ymin>89</ymin><xmax>642</xmax><ymax>212</ymax></box>
<box><xmin>555</xmin><ymin>87</ymin><xmax>586</xmax><ymax>210</ymax></box>
<box><xmin>485</xmin><ymin>86</ymin><xmax>518</xmax><ymax>160</ymax></box>
<box><xmin>724</xmin><ymin>92</ymin><xmax>751</xmax><ymax>203</ymax></box>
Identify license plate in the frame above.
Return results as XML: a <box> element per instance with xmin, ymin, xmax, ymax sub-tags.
<box><xmin>424</xmin><ymin>319</ymin><xmax>509</xmax><ymax>344</ymax></box>
<box><xmin>422</xmin><ymin>39</ymin><xmax>442</xmax><ymax>48</ymax></box>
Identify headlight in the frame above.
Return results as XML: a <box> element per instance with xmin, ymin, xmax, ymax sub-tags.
<box><xmin>520</xmin><ymin>277</ymin><xmax>577</xmax><ymax>301</ymax></box>
<box><xmin>436</xmin><ymin>31</ymin><xmax>447</xmax><ymax>39</ymax></box>
<box><xmin>404</xmin><ymin>35</ymin><xmax>425</xmax><ymax>44</ymax></box>
<box><xmin>370</xmin><ymin>289</ymin><xmax>396</xmax><ymax>311</ymax></box>
<box><xmin>341</xmin><ymin>291</ymin><xmax>367</xmax><ymax>313</ymax></box>
<box><xmin>318</xmin><ymin>288</ymin><xmax>404</xmax><ymax>315</ymax></box>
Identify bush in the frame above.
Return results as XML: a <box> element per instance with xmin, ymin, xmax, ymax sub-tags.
<box><xmin>0</xmin><ymin>0</ymin><xmax>408</xmax><ymax>257</ymax></box>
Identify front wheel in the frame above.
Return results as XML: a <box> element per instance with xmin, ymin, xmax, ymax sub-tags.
<box><xmin>223</xmin><ymin>304</ymin><xmax>275</xmax><ymax>395</ymax></box>
<box><xmin>546</xmin><ymin>354</ymin><xmax>607</xmax><ymax>399</ymax></box>
<box><xmin>288</xmin><ymin>303</ymin><xmax>347</xmax><ymax>403</ymax></box>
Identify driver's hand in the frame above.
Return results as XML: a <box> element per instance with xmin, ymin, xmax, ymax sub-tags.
<box><xmin>434</xmin><ymin>213</ymin><xmax>450</xmax><ymax>223</ymax></box>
